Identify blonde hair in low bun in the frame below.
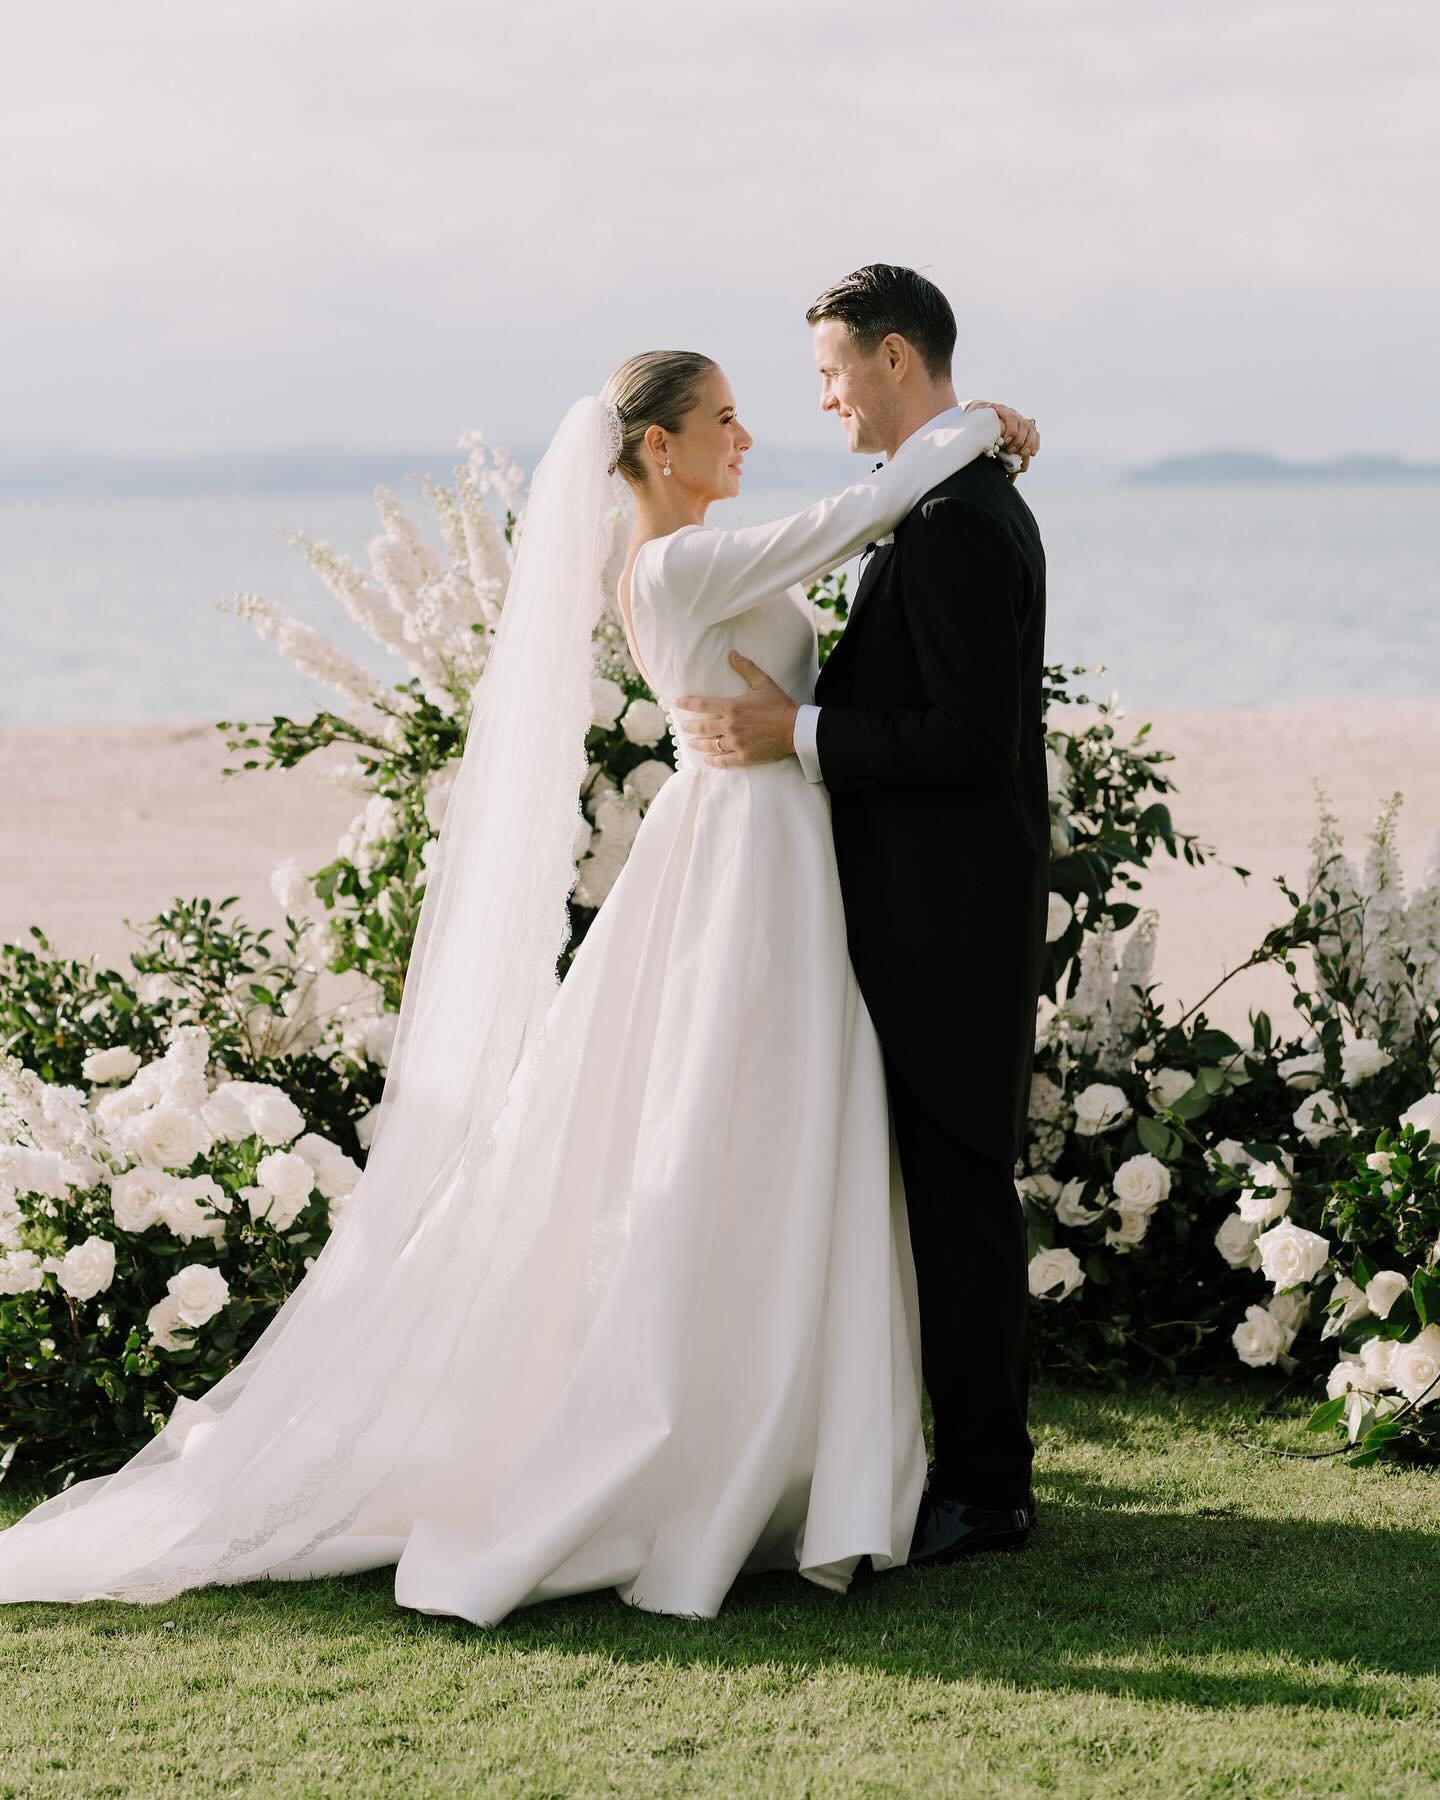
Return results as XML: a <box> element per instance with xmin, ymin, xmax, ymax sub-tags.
<box><xmin>601</xmin><ymin>351</ymin><xmax>717</xmax><ymax>486</ymax></box>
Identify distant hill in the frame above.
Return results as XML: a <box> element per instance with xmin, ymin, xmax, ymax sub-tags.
<box><xmin>1128</xmin><ymin>450</ymin><xmax>1440</xmax><ymax>484</ymax></box>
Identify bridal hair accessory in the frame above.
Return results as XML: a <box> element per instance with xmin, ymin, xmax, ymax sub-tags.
<box><xmin>602</xmin><ymin>400</ymin><xmax>624</xmax><ymax>476</ymax></box>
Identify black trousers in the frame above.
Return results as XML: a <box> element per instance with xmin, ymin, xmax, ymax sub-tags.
<box><xmin>885</xmin><ymin>1052</ymin><xmax>1033</xmax><ymax>1510</ymax></box>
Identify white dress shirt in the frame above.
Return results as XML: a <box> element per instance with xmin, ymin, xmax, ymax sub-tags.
<box><xmin>792</xmin><ymin>404</ymin><xmax>1017</xmax><ymax>785</ymax></box>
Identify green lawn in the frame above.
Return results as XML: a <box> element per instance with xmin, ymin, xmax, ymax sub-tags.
<box><xmin>1</xmin><ymin>1385</ymin><xmax>1437</xmax><ymax>1798</ymax></box>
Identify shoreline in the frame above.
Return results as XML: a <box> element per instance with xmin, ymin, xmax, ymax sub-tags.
<box><xmin>4</xmin><ymin>701</ymin><xmax>1438</xmax><ymax>1036</ymax></box>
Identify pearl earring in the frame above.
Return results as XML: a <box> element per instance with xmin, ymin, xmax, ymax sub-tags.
<box><xmin>662</xmin><ymin>457</ymin><xmax>672</xmax><ymax>477</ymax></box>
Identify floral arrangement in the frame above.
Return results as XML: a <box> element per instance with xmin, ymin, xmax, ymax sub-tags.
<box><xmin>0</xmin><ymin>1026</ymin><xmax>360</xmax><ymax>1488</ymax></box>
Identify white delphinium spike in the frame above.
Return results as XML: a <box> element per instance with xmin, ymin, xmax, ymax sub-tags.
<box><xmin>1109</xmin><ymin>909</ymin><xmax>1160</xmax><ymax>1061</ymax></box>
<box><xmin>1069</xmin><ymin>917</ymin><xmax>1117</xmax><ymax>1065</ymax></box>
<box><xmin>1307</xmin><ymin>787</ymin><xmax>1364</xmax><ymax>1006</ymax></box>
<box><xmin>289</xmin><ymin>534</ymin><xmax>417</xmax><ymax>673</ymax></box>
<box><xmin>218</xmin><ymin>595</ymin><xmax>391</xmax><ymax>722</ymax></box>
<box><xmin>1361</xmin><ymin>794</ymin><xmax>1415</xmax><ymax>1037</ymax></box>
<box><xmin>371</xmin><ymin>487</ymin><xmax>444</xmax><ymax>590</ymax></box>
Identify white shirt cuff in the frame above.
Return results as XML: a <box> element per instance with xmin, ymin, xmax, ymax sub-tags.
<box><xmin>793</xmin><ymin>703</ymin><xmax>823</xmax><ymax>784</ymax></box>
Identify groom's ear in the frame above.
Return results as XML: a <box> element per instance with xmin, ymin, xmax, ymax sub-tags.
<box><xmin>879</xmin><ymin>334</ymin><xmax>911</xmax><ymax>381</ymax></box>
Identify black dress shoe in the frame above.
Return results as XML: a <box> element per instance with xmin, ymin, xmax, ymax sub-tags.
<box><xmin>908</xmin><ymin>1490</ymin><xmax>1035</xmax><ymax>1566</ymax></box>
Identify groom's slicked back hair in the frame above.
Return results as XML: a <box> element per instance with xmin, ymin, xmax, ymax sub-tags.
<box><xmin>805</xmin><ymin>264</ymin><xmax>956</xmax><ymax>379</ymax></box>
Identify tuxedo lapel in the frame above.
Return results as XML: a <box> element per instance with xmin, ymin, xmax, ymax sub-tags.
<box><xmin>845</xmin><ymin>540</ymin><xmax>894</xmax><ymax>631</ymax></box>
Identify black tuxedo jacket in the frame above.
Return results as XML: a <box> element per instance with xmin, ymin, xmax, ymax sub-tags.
<box><xmin>812</xmin><ymin>452</ymin><xmax>1049</xmax><ymax>1166</ymax></box>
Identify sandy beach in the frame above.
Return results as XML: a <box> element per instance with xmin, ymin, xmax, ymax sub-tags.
<box><xmin>3</xmin><ymin>703</ymin><xmax>1438</xmax><ymax>1037</ymax></box>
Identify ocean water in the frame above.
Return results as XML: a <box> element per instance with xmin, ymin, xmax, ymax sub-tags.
<box><xmin>3</xmin><ymin>478</ymin><xmax>1437</xmax><ymax>724</ymax></box>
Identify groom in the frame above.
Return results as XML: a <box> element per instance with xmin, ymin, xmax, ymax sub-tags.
<box><xmin>676</xmin><ymin>264</ymin><xmax>1049</xmax><ymax>1563</ymax></box>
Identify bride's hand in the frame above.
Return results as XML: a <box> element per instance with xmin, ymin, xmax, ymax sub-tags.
<box><xmin>965</xmin><ymin>400</ymin><xmax>1038</xmax><ymax>478</ymax></box>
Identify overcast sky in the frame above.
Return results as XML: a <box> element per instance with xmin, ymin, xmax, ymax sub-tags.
<box><xmin>4</xmin><ymin>0</ymin><xmax>1437</xmax><ymax>460</ymax></box>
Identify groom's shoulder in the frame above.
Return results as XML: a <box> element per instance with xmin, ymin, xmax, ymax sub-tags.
<box><xmin>904</xmin><ymin>454</ymin><xmax>1012</xmax><ymax>535</ymax></box>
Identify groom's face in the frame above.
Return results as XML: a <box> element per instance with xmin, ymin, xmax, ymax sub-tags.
<box><xmin>811</xmin><ymin>319</ymin><xmax>894</xmax><ymax>456</ymax></box>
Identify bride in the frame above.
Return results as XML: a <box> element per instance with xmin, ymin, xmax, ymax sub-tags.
<box><xmin>0</xmin><ymin>355</ymin><xmax>1032</xmax><ymax>1623</ymax></box>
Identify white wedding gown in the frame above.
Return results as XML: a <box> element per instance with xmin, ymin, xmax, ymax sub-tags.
<box><xmin>0</xmin><ymin>414</ymin><xmax>1003</xmax><ymax>1622</ymax></box>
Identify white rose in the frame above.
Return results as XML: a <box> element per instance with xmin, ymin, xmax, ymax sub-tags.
<box><xmin>1016</xmin><ymin>1173</ymin><xmax>1061</xmax><ymax>1204</ymax></box>
<box><xmin>1267</xmin><ymin>1289</ymin><xmax>1309</xmax><ymax>1333</ymax></box>
<box><xmin>164</xmin><ymin>1394</ymin><xmax>220</xmax><ymax>1456</ymax></box>
<box><xmin>125</xmin><ymin>1103</ymin><xmax>212</xmax><ymax>1171</ymax></box>
<box><xmin>1255</xmin><ymin>1220</ymin><xmax>1331</xmax><ymax>1290</ymax></box>
<box><xmin>1214</xmin><ymin>1211</ymin><xmax>1262</xmax><ymax>1270</ymax></box>
<box><xmin>1026</xmin><ymin>1073</ymin><xmax>1064</xmax><ymax>1124</ymax></box>
<box><xmin>1389</xmin><ymin>1325</ymin><xmax>1440</xmax><ymax>1405</ymax></box>
<box><xmin>81</xmin><ymin>1046</ymin><xmax>141</xmax><ymax>1085</ymax></box>
<box><xmin>1207</xmin><ymin>1137</ymin><xmax>1252</xmax><ymax>1173</ymax></box>
<box><xmin>109</xmin><ymin>1166</ymin><xmax>175</xmax><ymax>1233</ymax></box>
<box><xmin>1236</xmin><ymin>1161</ymin><xmax>1293</xmax><ymax>1226</ymax></box>
<box><xmin>146</xmin><ymin>1292</ymin><xmax>193</xmax><ymax>1351</ymax></box>
<box><xmin>1232</xmin><ymin>1304</ymin><xmax>1292</xmax><ymax>1368</ymax></box>
<box><xmin>1278</xmin><ymin>1051</ymin><xmax>1326</xmax><ymax>1092</ymax></box>
<box><xmin>1045</xmin><ymin>741</ymin><xmax>1072</xmax><ymax>801</ymax></box>
<box><xmin>1326</xmin><ymin>1355</ymin><xmax>1369</xmax><ymax>1399</ymax></box>
<box><xmin>623</xmin><ymin>759</ymin><xmax>674</xmax><ymax>805</ymax></box>
<box><xmin>167</xmin><ymin>1262</ymin><xmax>230</xmax><ymax>1328</ymax></box>
<box><xmin>1147</xmin><ymin>1067</ymin><xmax>1194</xmax><ymax>1112</ymax></box>
<box><xmin>1111</xmin><ymin>1152</ymin><xmax>1172</xmax><ymax>1214</ymax></box>
<box><xmin>1072</xmin><ymin>1083</ymin><xmax>1132</xmax><ymax>1138</ymax></box>
<box><xmin>0</xmin><ymin>1249</ymin><xmax>45</xmax><ymax>1295</ymax></box>
<box><xmin>620</xmin><ymin>698</ymin><xmax>668</xmax><ymax>748</ymax></box>
<box><xmin>1050</xmin><ymin>818</ymin><xmax>1073</xmax><ymax>859</ymax></box>
<box><xmin>1045</xmin><ymin>893</ymin><xmax>1073</xmax><ymax>944</ymax></box>
<box><xmin>253</xmin><ymin>1150</ymin><xmax>316</xmax><ymax>1230</ymax></box>
<box><xmin>1364</xmin><ymin>1270</ymin><xmax>1410</xmax><ymax>1321</ymax></box>
<box><xmin>1027</xmin><ymin>1246</ymin><xmax>1085</xmax><ymax>1301</ymax></box>
<box><xmin>1293</xmin><ymin>1089</ymin><xmax>1344</xmax><ymax>1147</ymax></box>
<box><xmin>292</xmin><ymin>1132</ymin><xmax>363</xmax><ymax>1201</ymax></box>
<box><xmin>353</xmin><ymin>1105</ymin><xmax>380</xmax><ymax>1151</ymax></box>
<box><xmin>247</xmin><ymin>1086</ymin><xmax>307</xmax><ymax>1146</ymax></box>
<box><xmin>1104</xmin><ymin>1200</ymin><xmax>1152</xmax><ymax>1252</ymax></box>
<box><xmin>1359</xmin><ymin>1334</ymin><xmax>1399</xmax><ymax>1389</ymax></box>
<box><xmin>1365</xmin><ymin>1151</ymin><xmax>1394</xmax><ymax>1177</ymax></box>
<box><xmin>56</xmin><ymin>1235</ymin><xmax>117</xmax><ymax>1301</ymax></box>
<box><xmin>573</xmin><ymin>815</ymin><xmax>595</xmax><ymax>861</ymax></box>
<box><xmin>593</xmin><ymin>792</ymin><xmax>643</xmax><ymax>848</ymax></box>
<box><xmin>1340</xmin><ymin>1038</ymin><xmax>1393</xmax><ymax>1086</ymax></box>
<box><xmin>1322</xmin><ymin>1274</ymin><xmax>1371</xmax><ymax>1338</ymax></box>
<box><xmin>201</xmin><ymin>1082</ymin><xmax>258</xmax><ymax>1145</ymax></box>
<box><xmin>1056</xmin><ymin>1179</ymin><xmax>1106</xmax><ymax>1228</ymax></box>
<box><xmin>1399</xmin><ymin>1092</ymin><xmax>1440</xmax><ymax>1140</ymax></box>
<box><xmin>156</xmin><ymin>1180</ymin><xmax>226</xmax><ymax>1245</ymax></box>
<box><xmin>573</xmin><ymin>841</ymin><xmax>628</xmax><ymax>909</ymax></box>
<box><xmin>590</xmin><ymin>676</ymin><xmax>625</xmax><ymax>730</ymax></box>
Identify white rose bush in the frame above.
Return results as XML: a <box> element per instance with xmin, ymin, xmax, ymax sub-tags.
<box><xmin>5</xmin><ymin>428</ymin><xmax>1440</xmax><ymax>1485</ymax></box>
<box><xmin>0</xmin><ymin>1025</ymin><xmax>361</xmax><ymax>1488</ymax></box>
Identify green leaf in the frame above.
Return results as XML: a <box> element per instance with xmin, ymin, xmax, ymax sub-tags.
<box><xmin>1136</xmin><ymin>1115</ymin><xmax>1181</xmax><ymax>1161</ymax></box>
<box><xmin>1168</xmin><ymin>1084</ymin><xmax>1212</xmax><ymax>1121</ymax></box>
<box><xmin>1352</xmin><ymin>1249</ymin><xmax>1378</xmax><ymax>1290</ymax></box>
<box><xmin>1306</xmin><ymin>1396</ymin><xmax>1346</xmax><ymax>1433</ymax></box>
<box><xmin>1413</xmin><ymin>1267</ymin><xmax>1440</xmax><ymax>1328</ymax></box>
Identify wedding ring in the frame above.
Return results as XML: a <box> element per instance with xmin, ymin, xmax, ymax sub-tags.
<box><xmin>714</xmin><ymin>735</ymin><xmax>726</xmax><ymax>755</ymax></box>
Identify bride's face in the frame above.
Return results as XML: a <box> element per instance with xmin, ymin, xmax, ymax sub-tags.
<box><xmin>812</xmin><ymin>319</ymin><xmax>895</xmax><ymax>455</ymax></box>
<box><xmin>658</xmin><ymin>368</ymin><xmax>753</xmax><ymax>501</ymax></box>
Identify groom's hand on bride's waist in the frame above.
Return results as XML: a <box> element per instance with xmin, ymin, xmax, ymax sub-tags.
<box><xmin>676</xmin><ymin>652</ymin><xmax>800</xmax><ymax>769</ymax></box>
